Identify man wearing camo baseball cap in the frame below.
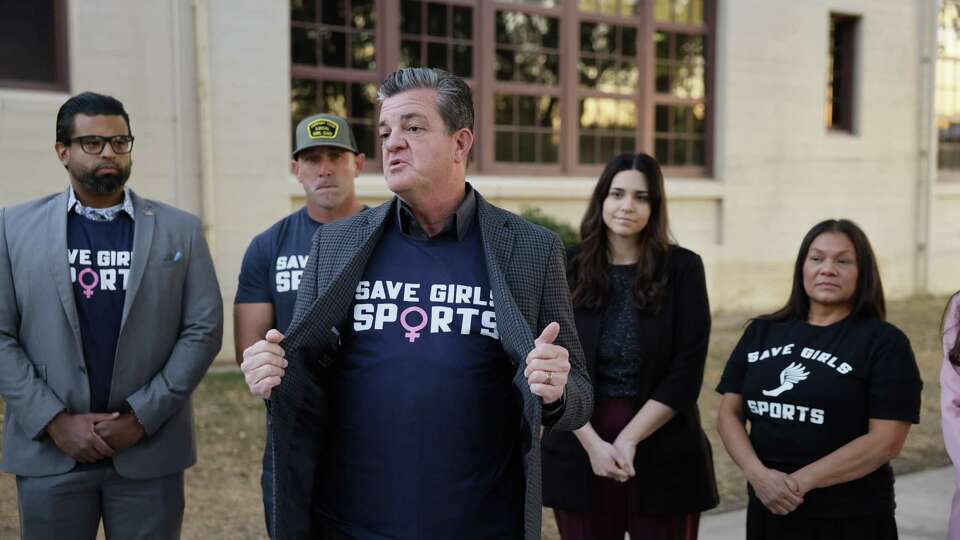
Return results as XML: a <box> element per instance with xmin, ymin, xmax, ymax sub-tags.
<box><xmin>235</xmin><ymin>112</ymin><xmax>366</xmax><ymax>538</ymax></box>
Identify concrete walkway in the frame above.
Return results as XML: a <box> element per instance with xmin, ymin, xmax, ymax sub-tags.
<box><xmin>699</xmin><ymin>467</ymin><xmax>954</xmax><ymax>539</ymax></box>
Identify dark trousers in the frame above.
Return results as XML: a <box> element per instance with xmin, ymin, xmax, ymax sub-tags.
<box><xmin>554</xmin><ymin>398</ymin><xmax>701</xmax><ymax>540</ymax></box>
<box><xmin>262</xmin><ymin>413</ymin><xmax>276</xmax><ymax>538</ymax></box>
<box><xmin>16</xmin><ymin>466</ymin><xmax>183</xmax><ymax>540</ymax></box>
<box><xmin>555</xmin><ymin>510</ymin><xmax>700</xmax><ymax>540</ymax></box>
<box><xmin>269</xmin><ymin>401</ymin><xmax>325</xmax><ymax>539</ymax></box>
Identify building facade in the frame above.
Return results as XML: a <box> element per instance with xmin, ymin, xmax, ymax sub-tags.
<box><xmin>1</xmin><ymin>0</ymin><xmax>956</xmax><ymax>359</ymax></box>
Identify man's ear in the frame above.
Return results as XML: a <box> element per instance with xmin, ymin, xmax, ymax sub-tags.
<box><xmin>453</xmin><ymin>128</ymin><xmax>474</xmax><ymax>164</ymax></box>
<box><xmin>353</xmin><ymin>153</ymin><xmax>366</xmax><ymax>175</ymax></box>
<box><xmin>291</xmin><ymin>158</ymin><xmax>300</xmax><ymax>177</ymax></box>
<box><xmin>55</xmin><ymin>142</ymin><xmax>69</xmax><ymax>168</ymax></box>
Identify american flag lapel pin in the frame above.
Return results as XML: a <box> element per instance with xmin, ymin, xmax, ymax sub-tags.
<box><xmin>143</xmin><ymin>206</ymin><xmax>153</xmax><ymax>216</ymax></box>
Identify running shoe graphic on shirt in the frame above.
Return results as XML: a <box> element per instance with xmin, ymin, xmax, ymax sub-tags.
<box><xmin>762</xmin><ymin>362</ymin><xmax>810</xmax><ymax>397</ymax></box>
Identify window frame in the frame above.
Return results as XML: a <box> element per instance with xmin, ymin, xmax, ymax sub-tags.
<box><xmin>290</xmin><ymin>0</ymin><xmax>386</xmax><ymax>173</ymax></box>
<box><xmin>292</xmin><ymin>0</ymin><xmax>715</xmax><ymax>178</ymax></box>
<box><xmin>395</xmin><ymin>0</ymin><xmax>482</xmax><ymax>167</ymax></box>
<box><xmin>826</xmin><ymin>12</ymin><xmax>860</xmax><ymax>134</ymax></box>
<box><xmin>480</xmin><ymin>1</ymin><xmax>565</xmax><ymax>175</ymax></box>
<box><xmin>570</xmin><ymin>10</ymin><xmax>643</xmax><ymax>175</ymax></box>
<box><xmin>0</xmin><ymin>0</ymin><xmax>70</xmax><ymax>92</ymax></box>
<box><xmin>650</xmin><ymin>13</ymin><xmax>713</xmax><ymax>177</ymax></box>
<box><xmin>937</xmin><ymin>0</ymin><xmax>960</xmax><ymax>180</ymax></box>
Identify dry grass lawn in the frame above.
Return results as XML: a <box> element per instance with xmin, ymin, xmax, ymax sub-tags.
<box><xmin>1</xmin><ymin>295</ymin><xmax>953</xmax><ymax>539</ymax></box>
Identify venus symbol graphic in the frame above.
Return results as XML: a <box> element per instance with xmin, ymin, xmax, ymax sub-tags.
<box><xmin>762</xmin><ymin>362</ymin><xmax>810</xmax><ymax>397</ymax></box>
<box><xmin>77</xmin><ymin>268</ymin><xmax>99</xmax><ymax>299</ymax></box>
<box><xmin>400</xmin><ymin>306</ymin><xmax>428</xmax><ymax>343</ymax></box>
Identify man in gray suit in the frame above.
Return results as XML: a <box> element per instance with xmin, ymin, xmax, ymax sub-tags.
<box><xmin>0</xmin><ymin>91</ymin><xmax>223</xmax><ymax>539</ymax></box>
<box><xmin>241</xmin><ymin>68</ymin><xmax>592</xmax><ymax>539</ymax></box>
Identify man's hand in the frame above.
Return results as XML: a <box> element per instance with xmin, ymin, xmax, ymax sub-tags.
<box><xmin>746</xmin><ymin>465</ymin><xmax>804</xmax><ymax>515</ymax></box>
<box><xmin>46</xmin><ymin>411</ymin><xmax>118</xmax><ymax>463</ymax></box>
<box><xmin>241</xmin><ymin>329</ymin><xmax>287</xmax><ymax>399</ymax></box>
<box><xmin>524</xmin><ymin>322</ymin><xmax>570</xmax><ymax>405</ymax></box>
<box><xmin>94</xmin><ymin>413</ymin><xmax>146</xmax><ymax>452</ymax></box>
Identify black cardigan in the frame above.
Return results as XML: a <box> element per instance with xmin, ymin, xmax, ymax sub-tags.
<box><xmin>541</xmin><ymin>245</ymin><xmax>719</xmax><ymax>515</ymax></box>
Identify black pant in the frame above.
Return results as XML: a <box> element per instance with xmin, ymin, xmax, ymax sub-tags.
<box><xmin>746</xmin><ymin>505</ymin><xmax>898</xmax><ymax>540</ymax></box>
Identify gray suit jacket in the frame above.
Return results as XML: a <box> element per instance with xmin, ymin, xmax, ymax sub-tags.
<box><xmin>0</xmin><ymin>188</ymin><xmax>223</xmax><ymax>478</ymax></box>
<box><xmin>270</xmin><ymin>192</ymin><xmax>593</xmax><ymax>540</ymax></box>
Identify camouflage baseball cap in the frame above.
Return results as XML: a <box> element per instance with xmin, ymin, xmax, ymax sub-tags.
<box><xmin>293</xmin><ymin>113</ymin><xmax>359</xmax><ymax>158</ymax></box>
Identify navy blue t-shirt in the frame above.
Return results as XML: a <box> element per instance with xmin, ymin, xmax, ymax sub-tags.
<box><xmin>67</xmin><ymin>212</ymin><xmax>134</xmax><ymax>413</ymax></box>
<box><xmin>319</xmin><ymin>217</ymin><xmax>524</xmax><ymax>540</ymax></box>
<box><xmin>235</xmin><ymin>207</ymin><xmax>320</xmax><ymax>333</ymax></box>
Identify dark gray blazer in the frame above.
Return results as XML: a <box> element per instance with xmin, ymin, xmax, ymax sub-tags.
<box><xmin>270</xmin><ymin>192</ymin><xmax>592</xmax><ymax>539</ymax></box>
<box><xmin>0</xmin><ymin>189</ymin><xmax>223</xmax><ymax>478</ymax></box>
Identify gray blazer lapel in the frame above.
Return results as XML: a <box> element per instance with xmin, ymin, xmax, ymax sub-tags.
<box><xmin>338</xmin><ymin>202</ymin><xmax>389</xmax><ymax>285</ymax></box>
<box><xmin>477</xmin><ymin>196</ymin><xmax>532</xmax><ymax>365</ymax></box>
<box><xmin>270</xmin><ymin>204</ymin><xmax>394</xmax><ymax>540</ymax></box>
<box><xmin>46</xmin><ymin>191</ymin><xmax>83</xmax><ymax>361</ymax></box>
<box><xmin>285</xmin><ymin>200</ymin><xmax>392</xmax><ymax>357</ymax></box>
<box><xmin>317</xmin><ymin>201</ymin><xmax>391</xmax><ymax>293</ymax></box>
<box><xmin>120</xmin><ymin>191</ymin><xmax>154</xmax><ymax>328</ymax></box>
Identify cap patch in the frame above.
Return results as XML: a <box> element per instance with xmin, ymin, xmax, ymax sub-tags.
<box><xmin>307</xmin><ymin>118</ymin><xmax>339</xmax><ymax>140</ymax></box>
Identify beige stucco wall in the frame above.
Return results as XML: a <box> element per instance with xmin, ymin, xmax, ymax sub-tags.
<box><xmin>319</xmin><ymin>1</ymin><xmax>923</xmax><ymax>314</ymax></box>
<box><xmin>0</xmin><ymin>0</ymin><xmax>290</xmax><ymax>360</ymax></box>
<box><xmin>931</xmin><ymin>182</ymin><xmax>960</xmax><ymax>295</ymax></box>
<box><xmin>0</xmin><ymin>1</ymin><xmax>201</xmax><ymax>209</ymax></box>
<box><xmin>336</xmin><ymin>0</ymin><xmax>939</xmax><ymax>313</ymax></box>
<box><xmin>706</xmin><ymin>0</ymin><xmax>930</xmax><ymax>311</ymax></box>
<box><xmin>198</xmin><ymin>0</ymin><xmax>290</xmax><ymax>360</ymax></box>
<box><xmin>1</xmin><ymin>0</ymin><xmax>957</xmax><ymax>362</ymax></box>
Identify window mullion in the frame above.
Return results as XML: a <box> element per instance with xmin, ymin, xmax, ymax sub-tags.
<box><xmin>561</xmin><ymin>0</ymin><xmax>579</xmax><ymax>172</ymax></box>
<box><xmin>638</xmin><ymin>0</ymin><xmax>656</xmax><ymax>156</ymax></box>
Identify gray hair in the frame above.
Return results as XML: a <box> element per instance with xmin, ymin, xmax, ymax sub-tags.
<box><xmin>377</xmin><ymin>68</ymin><xmax>474</xmax><ymax>135</ymax></box>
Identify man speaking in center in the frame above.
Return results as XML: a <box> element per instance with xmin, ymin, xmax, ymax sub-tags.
<box><xmin>241</xmin><ymin>67</ymin><xmax>592</xmax><ymax>540</ymax></box>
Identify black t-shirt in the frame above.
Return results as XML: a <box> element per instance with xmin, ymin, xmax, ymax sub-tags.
<box><xmin>716</xmin><ymin>315</ymin><xmax>922</xmax><ymax>518</ymax></box>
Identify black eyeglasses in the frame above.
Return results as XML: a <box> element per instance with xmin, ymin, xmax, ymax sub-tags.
<box><xmin>69</xmin><ymin>135</ymin><xmax>135</xmax><ymax>155</ymax></box>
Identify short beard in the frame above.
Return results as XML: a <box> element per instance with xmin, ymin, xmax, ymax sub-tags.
<box><xmin>76</xmin><ymin>165</ymin><xmax>130</xmax><ymax>195</ymax></box>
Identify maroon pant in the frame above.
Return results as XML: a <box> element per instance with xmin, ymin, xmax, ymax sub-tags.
<box><xmin>554</xmin><ymin>509</ymin><xmax>700</xmax><ymax>540</ymax></box>
<box><xmin>553</xmin><ymin>398</ymin><xmax>701</xmax><ymax>540</ymax></box>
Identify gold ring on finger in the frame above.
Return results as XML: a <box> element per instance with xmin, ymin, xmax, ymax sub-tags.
<box><xmin>546</xmin><ymin>371</ymin><xmax>553</xmax><ymax>385</ymax></box>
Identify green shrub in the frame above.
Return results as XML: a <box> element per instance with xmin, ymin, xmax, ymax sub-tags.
<box><xmin>519</xmin><ymin>206</ymin><xmax>579</xmax><ymax>247</ymax></box>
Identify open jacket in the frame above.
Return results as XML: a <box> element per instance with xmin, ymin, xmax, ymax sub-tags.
<box><xmin>269</xmin><ymin>192</ymin><xmax>593</xmax><ymax>539</ymax></box>
<box><xmin>542</xmin><ymin>245</ymin><xmax>718</xmax><ymax>515</ymax></box>
<box><xmin>0</xmin><ymin>189</ymin><xmax>223</xmax><ymax>478</ymax></box>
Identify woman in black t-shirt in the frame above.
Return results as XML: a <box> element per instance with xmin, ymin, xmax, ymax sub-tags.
<box><xmin>542</xmin><ymin>153</ymin><xmax>718</xmax><ymax>540</ymax></box>
<box><xmin>716</xmin><ymin>219</ymin><xmax>922</xmax><ymax>540</ymax></box>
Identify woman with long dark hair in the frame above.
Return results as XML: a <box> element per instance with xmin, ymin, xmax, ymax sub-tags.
<box><xmin>716</xmin><ymin>219</ymin><xmax>922</xmax><ymax>540</ymax></box>
<box><xmin>542</xmin><ymin>153</ymin><xmax>718</xmax><ymax>539</ymax></box>
<box><xmin>940</xmin><ymin>292</ymin><xmax>960</xmax><ymax>537</ymax></box>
